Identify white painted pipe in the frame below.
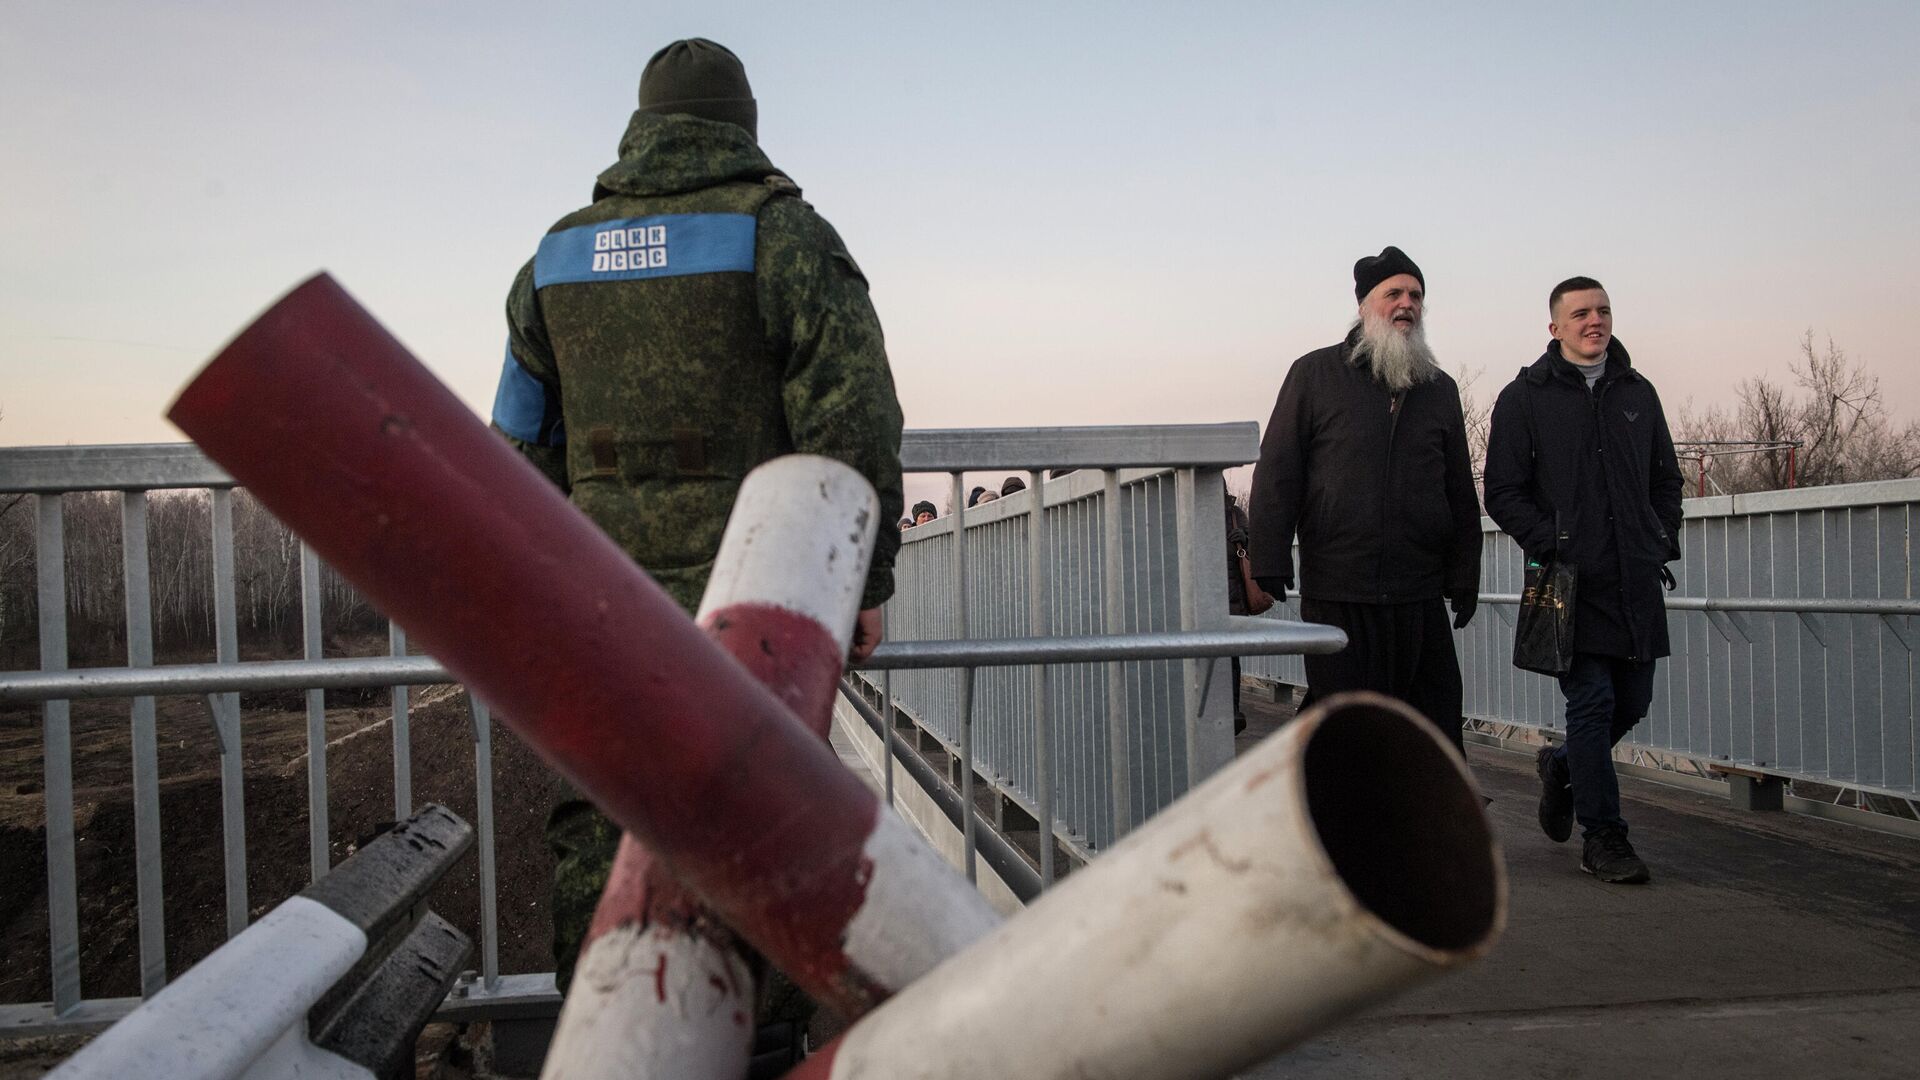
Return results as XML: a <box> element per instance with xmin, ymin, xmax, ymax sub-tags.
<box><xmin>48</xmin><ymin>896</ymin><xmax>370</xmax><ymax>1080</ymax></box>
<box><xmin>696</xmin><ymin>453</ymin><xmax>877</xmax><ymax>645</ymax></box>
<box><xmin>787</xmin><ymin>691</ymin><xmax>1507</xmax><ymax>1080</ymax></box>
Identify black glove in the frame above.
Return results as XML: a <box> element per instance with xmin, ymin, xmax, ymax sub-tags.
<box><xmin>1254</xmin><ymin>577</ymin><xmax>1289</xmax><ymax>605</ymax></box>
<box><xmin>1450</xmin><ymin>594</ymin><xmax>1478</xmax><ymax>629</ymax></box>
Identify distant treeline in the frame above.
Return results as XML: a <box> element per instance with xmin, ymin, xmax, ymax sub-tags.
<box><xmin>0</xmin><ymin>490</ymin><xmax>381</xmax><ymax>669</ymax></box>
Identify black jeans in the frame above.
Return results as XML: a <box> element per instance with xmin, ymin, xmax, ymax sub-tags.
<box><xmin>1552</xmin><ymin>653</ymin><xmax>1656</xmax><ymax>836</ymax></box>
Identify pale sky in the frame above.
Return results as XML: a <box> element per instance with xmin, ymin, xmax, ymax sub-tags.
<box><xmin>4</xmin><ymin>1</ymin><xmax>1917</xmax><ymax>481</ymax></box>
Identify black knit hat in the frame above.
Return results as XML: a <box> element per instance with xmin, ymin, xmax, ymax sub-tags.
<box><xmin>1353</xmin><ymin>246</ymin><xmax>1424</xmax><ymax>303</ymax></box>
<box><xmin>911</xmin><ymin>500</ymin><xmax>937</xmax><ymax>520</ymax></box>
<box><xmin>638</xmin><ymin>38</ymin><xmax>757</xmax><ymax>140</ymax></box>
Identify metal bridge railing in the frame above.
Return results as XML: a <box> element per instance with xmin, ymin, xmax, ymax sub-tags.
<box><xmin>1</xmin><ymin>441</ymin><xmax>524</xmax><ymax>1036</ymax></box>
<box><xmin>857</xmin><ymin>423</ymin><xmax>1355</xmax><ymax>880</ymax></box>
<box><xmin>1246</xmin><ymin>477</ymin><xmax>1920</xmax><ymax>801</ymax></box>
<box><xmin>0</xmin><ymin>426</ymin><xmax>1345</xmax><ymax>1037</ymax></box>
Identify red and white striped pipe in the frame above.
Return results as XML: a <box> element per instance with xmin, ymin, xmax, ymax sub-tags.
<box><xmin>542</xmin><ymin>456</ymin><xmax>883</xmax><ymax>1079</ymax></box>
<box><xmin>541</xmin><ymin>835</ymin><xmax>757</xmax><ymax>1080</ymax></box>
<box><xmin>784</xmin><ymin>692</ymin><xmax>1507</xmax><ymax>1080</ymax></box>
<box><xmin>168</xmin><ymin>275</ymin><xmax>997</xmax><ymax>1019</ymax></box>
<box><xmin>694</xmin><ymin>454</ymin><xmax>879</xmax><ymax>734</ymax></box>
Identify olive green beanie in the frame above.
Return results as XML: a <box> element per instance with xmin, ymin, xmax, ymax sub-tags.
<box><xmin>638</xmin><ymin>38</ymin><xmax>757</xmax><ymax>140</ymax></box>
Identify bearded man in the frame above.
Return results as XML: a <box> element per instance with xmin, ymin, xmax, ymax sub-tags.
<box><xmin>1247</xmin><ymin>246</ymin><xmax>1483</xmax><ymax>750</ymax></box>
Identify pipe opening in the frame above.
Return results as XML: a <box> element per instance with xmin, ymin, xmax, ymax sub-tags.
<box><xmin>1303</xmin><ymin>698</ymin><xmax>1500</xmax><ymax>952</ymax></box>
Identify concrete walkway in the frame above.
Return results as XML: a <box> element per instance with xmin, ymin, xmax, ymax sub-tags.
<box><xmin>1237</xmin><ymin>696</ymin><xmax>1920</xmax><ymax>1078</ymax></box>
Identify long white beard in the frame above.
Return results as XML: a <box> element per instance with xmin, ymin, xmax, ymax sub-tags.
<box><xmin>1349</xmin><ymin>311</ymin><xmax>1439</xmax><ymax>393</ymax></box>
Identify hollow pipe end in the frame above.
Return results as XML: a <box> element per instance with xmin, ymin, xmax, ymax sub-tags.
<box><xmin>1291</xmin><ymin>690</ymin><xmax>1508</xmax><ymax>964</ymax></box>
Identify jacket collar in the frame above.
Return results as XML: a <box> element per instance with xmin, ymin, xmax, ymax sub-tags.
<box><xmin>591</xmin><ymin>111</ymin><xmax>795</xmax><ymax>201</ymax></box>
<box><xmin>1524</xmin><ymin>336</ymin><xmax>1640</xmax><ymax>387</ymax></box>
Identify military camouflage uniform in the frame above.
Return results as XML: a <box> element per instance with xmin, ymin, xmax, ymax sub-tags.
<box><xmin>490</xmin><ymin>110</ymin><xmax>905</xmax><ymax>992</ymax></box>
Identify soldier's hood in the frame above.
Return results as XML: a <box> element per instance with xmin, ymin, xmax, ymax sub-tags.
<box><xmin>592</xmin><ymin>111</ymin><xmax>797</xmax><ymax>200</ymax></box>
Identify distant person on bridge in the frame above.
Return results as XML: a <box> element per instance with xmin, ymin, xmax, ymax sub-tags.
<box><xmin>1247</xmin><ymin>246</ymin><xmax>1483</xmax><ymax>751</ymax></box>
<box><xmin>486</xmin><ymin>38</ymin><xmax>906</xmax><ymax>993</ymax></box>
<box><xmin>1484</xmin><ymin>277</ymin><xmax>1684</xmax><ymax>885</ymax></box>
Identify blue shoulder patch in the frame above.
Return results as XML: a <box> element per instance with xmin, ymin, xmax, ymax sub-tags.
<box><xmin>532</xmin><ymin>213</ymin><xmax>756</xmax><ymax>289</ymax></box>
<box><xmin>491</xmin><ymin>345</ymin><xmax>565</xmax><ymax>446</ymax></box>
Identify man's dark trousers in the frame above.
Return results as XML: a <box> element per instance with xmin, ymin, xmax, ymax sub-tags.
<box><xmin>1301</xmin><ymin>597</ymin><xmax>1464</xmax><ymax>752</ymax></box>
<box><xmin>1552</xmin><ymin>653</ymin><xmax>1656</xmax><ymax>835</ymax></box>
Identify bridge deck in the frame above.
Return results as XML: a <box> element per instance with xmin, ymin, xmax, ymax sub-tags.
<box><xmin>1236</xmin><ymin>693</ymin><xmax>1920</xmax><ymax>1078</ymax></box>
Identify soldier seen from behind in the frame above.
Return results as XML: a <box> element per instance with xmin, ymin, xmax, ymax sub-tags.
<box><xmin>1484</xmin><ymin>277</ymin><xmax>1683</xmax><ymax>885</ymax></box>
<box><xmin>1247</xmin><ymin>246</ymin><xmax>1483</xmax><ymax>752</ymax></box>
<box><xmin>487</xmin><ymin>38</ymin><xmax>906</xmax><ymax>999</ymax></box>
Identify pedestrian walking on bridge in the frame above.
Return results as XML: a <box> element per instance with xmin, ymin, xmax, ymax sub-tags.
<box><xmin>1248</xmin><ymin>247</ymin><xmax>1483</xmax><ymax>751</ymax></box>
<box><xmin>1484</xmin><ymin>277</ymin><xmax>1684</xmax><ymax>885</ymax></box>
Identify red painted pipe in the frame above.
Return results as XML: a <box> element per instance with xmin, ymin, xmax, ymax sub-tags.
<box><xmin>168</xmin><ymin>274</ymin><xmax>961</xmax><ymax>1015</ymax></box>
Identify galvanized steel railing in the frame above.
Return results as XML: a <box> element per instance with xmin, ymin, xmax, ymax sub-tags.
<box><xmin>1245</xmin><ymin>477</ymin><xmax>1920</xmax><ymax>800</ymax></box>
<box><xmin>855</xmin><ymin>423</ymin><xmax>1359</xmax><ymax>878</ymax></box>
<box><xmin>0</xmin><ymin>426</ymin><xmax>1348</xmax><ymax>1036</ymax></box>
<box><xmin>873</xmin><ymin>469</ymin><xmax>1218</xmax><ymax>864</ymax></box>
<box><xmin>1</xmin><ymin>443</ymin><xmax>520</xmax><ymax>1035</ymax></box>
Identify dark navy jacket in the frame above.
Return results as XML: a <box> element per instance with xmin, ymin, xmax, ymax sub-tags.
<box><xmin>1483</xmin><ymin>338</ymin><xmax>1685</xmax><ymax>659</ymax></box>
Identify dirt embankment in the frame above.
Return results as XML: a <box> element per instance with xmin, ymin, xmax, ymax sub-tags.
<box><xmin>0</xmin><ymin>688</ymin><xmax>567</xmax><ymax>1006</ymax></box>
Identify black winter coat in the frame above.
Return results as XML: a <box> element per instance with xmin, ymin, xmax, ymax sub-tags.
<box><xmin>1248</xmin><ymin>334</ymin><xmax>1482</xmax><ymax>605</ymax></box>
<box><xmin>1483</xmin><ymin>338</ymin><xmax>1685</xmax><ymax>659</ymax></box>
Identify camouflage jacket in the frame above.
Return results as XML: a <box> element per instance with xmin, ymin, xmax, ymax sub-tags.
<box><xmin>491</xmin><ymin>112</ymin><xmax>904</xmax><ymax>613</ymax></box>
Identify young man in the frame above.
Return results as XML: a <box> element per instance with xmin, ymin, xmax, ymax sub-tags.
<box><xmin>1248</xmin><ymin>247</ymin><xmax>1483</xmax><ymax>750</ymax></box>
<box><xmin>1483</xmin><ymin>277</ymin><xmax>1684</xmax><ymax>884</ymax></box>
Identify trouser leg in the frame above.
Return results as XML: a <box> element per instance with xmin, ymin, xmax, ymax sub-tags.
<box><xmin>1299</xmin><ymin>598</ymin><xmax>1371</xmax><ymax>711</ymax></box>
<box><xmin>1555</xmin><ymin>653</ymin><xmax>1628</xmax><ymax>836</ymax></box>
<box><xmin>545</xmin><ymin>798</ymin><xmax>620</xmax><ymax>995</ymax></box>
<box><xmin>1231</xmin><ymin>656</ymin><xmax>1246</xmax><ymax>734</ymax></box>
<box><xmin>1402</xmin><ymin>599</ymin><xmax>1465</xmax><ymax>755</ymax></box>
<box><xmin>1609</xmin><ymin>658</ymin><xmax>1657</xmax><ymax>747</ymax></box>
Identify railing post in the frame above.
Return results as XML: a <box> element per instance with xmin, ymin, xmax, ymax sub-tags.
<box><xmin>469</xmin><ymin>697</ymin><xmax>500</xmax><ymax>991</ymax></box>
<box><xmin>121</xmin><ymin>492</ymin><xmax>166</xmax><ymax>997</ymax></box>
<box><xmin>881</xmin><ymin>609</ymin><xmax>895</xmax><ymax>808</ymax></box>
<box><xmin>210</xmin><ymin>489</ymin><xmax>248</xmax><ymax>938</ymax></box>
<box><xmin>300</xmin><ymin>541</ymin><xmax>328</xmax><ymax>882</ymax></box>
<box><xmin>1176</xmin><ymin>468</ymin><xmax>1235</xmax><ymax>784</ymax></box>
<box><xmin>1102</xmin><ymin>470</ymin><xmax>1131</xmax><ymax>845</ymax></box>
<box><xmin>950</xmin><ymin>471</ymin><xmax>977</xmax><ymax>882</ymax></box>
<box><xmin>1026</xmin><ymin>468</ymin><xmax>1054</xmax><ymax>885</ymax></box>
<box><xmin>390</xmin><ymin>620</ymin><xmax>411</xmax><ymax>820</ymax></box>
<box><xmin>36</xmin><ymin>493</ymin><xmax>81</xmax><ymax>1014</ymax></box>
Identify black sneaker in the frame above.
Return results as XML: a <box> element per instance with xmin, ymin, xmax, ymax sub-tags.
<box><xmin>1536</xmin><ymin>745</ymin><xmax>1573</xmax><ymax>843</ymax></box>
<box><xmin>1581</xmin><ymin>828</ymin><xmax>1651</xmax><ymax>884</ymax></box>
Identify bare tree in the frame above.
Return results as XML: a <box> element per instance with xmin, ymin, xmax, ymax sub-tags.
<box><xmin>1675</xmin><ymin>332</ymin><xmax>1920</xmax><ymax>494</ymax></box>
<box><xmin>1454</xmin><ymin>364</ymin><xmax>1492</xmax><ymax>477</ymax></box>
